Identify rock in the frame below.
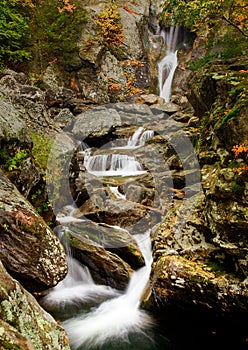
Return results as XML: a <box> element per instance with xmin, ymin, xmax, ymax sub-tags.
<box><xmin>65</xmin><ymin>229</ymin><xmax>132</xmax><ymax>290</ymax></box>
<box><xmin>0</xmin><ymin>71</ymin><xmax>53</xmax><ymax>132</ymax></box>
<box><xmin>150</xmin><ymin>57</ymin><xmax>248</xmax><ymax>316</ymax></box>
<box><xmin>72</xmin><ymin>106</ymin><xmax>121</xmax><ymax>141</ymax></box>
<box><xmin>0</xmin><ymin>169</ymin><xmax>68</xmax><ymax>293</ymax></box>
<box><xmin>0</xmin><ymin>99</ymin><xmax>30</xmax><ymax>145</ymax></box>
<box><xmin>151</xmin><ymin>255</ymin><xmax>248</xmax><ymax>315</ymax></box>
<box><xmin>135</xmin><ymin>94</ymin><xmax>164</xmax><ymax>105</ymax></box>
<box><xmin>101</xmin><ymin>51</ymin><xmax>127</xmax><ymax>85</ymax></box>
<box><xmin>0</xmin><ymin>69</ymin><xmax>29</xmax><ymax>84</ymax></box>
<box><xmin>150</xmin><ymin>102</ymin><xmax>181</xmax><ymax>115</ymax></box>
<box><xmin>0</xmin><ymin>97</ymin><xmax>44</xmax><ymax>198</ymax></box>
<box><xmin>55</xmin><ymin>221</ymin><xmax>145</xmax><ymax>270</ymax></box>
<box><xmin>0</xmin><ymin>261</ymin><xmax>70</xmax><ymax>349</ymax></box>
<box><xmin>11</xmin><ymin>157</ymin><xmax>41</xmax><ymax>198</ymax></box>
<box><xmin>75</xmin><ymin>196</ymin><xmax>148</xmax><ymax>229</ymax></box>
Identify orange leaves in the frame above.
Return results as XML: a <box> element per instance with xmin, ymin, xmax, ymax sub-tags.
<box><xmin>232</xmin><ymin>141</ymin><xmax>248</xmax><ymax>174</ymax></box>
<box><xmin>108</xmin><ymin>82</ymin><xmax>122</xmax><ymax>92</ymax></box>
<box><xmin>236</xmin><ymin>165</ymin><xmax>248</xmax><ymax>173</ymax></box>
<box><xmin>232</xmin><ymin>142</ymin><xmax>248</xmax><ymax>158</ymax></box>
<box><xmin>57</xmin><ymin>0</ymin><xmax>76</xmax><ymax>13</ymax></box>
<box><xmin>224</xmin><ymin>109</ymin><xmax>231</xmax><ymax>115</ymax></box>
<box><xmin>123</xmin><ymin>2</ymin><xmax>139</xmax><ymax>15</ymax></box>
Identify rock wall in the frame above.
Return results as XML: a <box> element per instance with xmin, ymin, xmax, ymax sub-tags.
<box><xmin>149</xmin><ymin>57</ymin><xmax>248</xmax><ymax>326</ymax></box>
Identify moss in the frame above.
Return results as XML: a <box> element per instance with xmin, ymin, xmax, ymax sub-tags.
<box><xmin>0</xmin><ymin>340</ymin><xmax>20</xmax><ymax>350</ymax></box>
<box><xmin>216</xmin><ymin>105</ymin><xmax>240</xmax><ymax>130</ymax></box>
<box><xmin>31</xmin><ymin>132</ymin><xmax>53</xmax><ymax>171</ymax></box>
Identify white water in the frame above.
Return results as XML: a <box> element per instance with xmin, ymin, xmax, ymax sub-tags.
<box><xmin>127</xmin><ymin>127</ymin><xmax>154</xmax><ymax>148</ymax></box>
<box><xmin>109</xmin><ymin>186</ymin><xmax>126</xmax><ymax>199</ymax></box>
<box><xmin>158</xmin><ymin>26</ymin><xmax>179</xmax><ymax>102</ymax></box>
<box><xmin>40</xmin><ymin>257</ymin><xmax>119</xmax><ymax>312</ymax></box>
<box><xmin>55</xmin><ymin>205</ymin><xmax>86</xmax><ymax>224</ymax></box>
<box><xmin>84</xmin><ymin>153</ymin><xmax>146</xmax><ymax>177</ymax></box>
<box><xmin>115</xmin><ymin>127</ymin><xmax>154</xmax><ymax>149</ymax></box>
<box><xmin>62</xmin><ymin>230</ymin><xmax>153</xmax><ymax>349</ymax></box>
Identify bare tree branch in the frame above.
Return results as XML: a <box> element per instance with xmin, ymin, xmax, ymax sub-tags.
<box><xmin>222</xmin><ymin>15</ymin><xmax>248</xmax><ymax>38</ymax></box>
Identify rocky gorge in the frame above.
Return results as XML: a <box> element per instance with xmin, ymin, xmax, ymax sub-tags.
<box><xmin>0</xmin><ymin>0</ymin><xmax>247</xmax><ymax>349</ymax></box>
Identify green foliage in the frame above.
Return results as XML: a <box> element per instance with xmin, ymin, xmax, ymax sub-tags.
<box><xmin>160</xmin><ymin>0</ymin><xmax>248</xmax><ymax>36</ymax></box>
<box><xmin>160</xmin><ymin>0</ymin><xmax>223</xmax><ymax>30</ymax></box>
<box><xmin>0</xmin><ymin>0</ymin><xmax>87</xmax><ymax>70</ymax></box>
<box><xmin>189</xmin><ymin>53</ymin><xmax>217</xmax><ymax>71</ymax></box>
<box><xmin>0</xmin><ymin>0</ymin><xmax>32</xmax><ymax>66</ymax></box>
<box><xmin>5</xmin><ymin>149</ymin><xmax>28</xmax><ymax>171</ymax></box>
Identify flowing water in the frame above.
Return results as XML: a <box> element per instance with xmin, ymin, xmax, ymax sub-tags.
<box><xmin>158</xmin><ymin>26</ymin><xmax>179</xmax><ymax>102</ymax></box>
<box><xmin>84</xmin><ymin>153</ymin><xmax>147</xmax><ymax>177</ymax></box>
<box><xmin>40</xmin><ymin>223</ymin><xmax>166</xmax><ymax>349</ymax></box>
<box><xmin>126</xmin><ymin>127</ymin><xmax>154</xmax><ymax>148</ymax></box>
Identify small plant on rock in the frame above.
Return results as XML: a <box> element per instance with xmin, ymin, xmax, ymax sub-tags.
<box><xmin>96</xmin><ymin>3</ymin><xmax>124</xmax><ymax>48</ymax></box>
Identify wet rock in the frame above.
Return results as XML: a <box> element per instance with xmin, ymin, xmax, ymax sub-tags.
<box><xmin>64</xmin><ymin>229</ymin><xmax>132</xmax><ymax>289</ymax></box>
<box><xmin>75</xmin><ymin>196</ymin><xmax>148</xmax><ymax>229</ymax></box>
<box><xmin>55</xmin><ymin>221</ymin><xmax>144</xmax><ymax>270</ymax></box>
<box><xmin>151</xmin><ymin>254</ymin><xmax>248</xmax><ymax>314</ymax></box>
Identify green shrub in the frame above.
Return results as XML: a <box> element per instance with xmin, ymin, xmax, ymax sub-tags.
<box><xmin>0</xmin><ymin>0</ymin><xmax>31</xmax><ymax>66</ymax></box>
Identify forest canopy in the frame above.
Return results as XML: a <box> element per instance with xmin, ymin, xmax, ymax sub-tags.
<box><xmin>160</xmin><ymin>0</ymin><xmax>248</xmax><ymax>37</ymax></box>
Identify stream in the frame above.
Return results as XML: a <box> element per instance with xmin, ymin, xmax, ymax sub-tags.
<box><xmin>40</xmin><ymin>129</ymin><xmax>172</xmax><ymax>349</ymax></box>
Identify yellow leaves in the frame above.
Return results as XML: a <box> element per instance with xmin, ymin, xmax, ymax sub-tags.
<box><xmin>96</xmin><ymin>4</ymin><xmax>124</xmax><ymax>47</ymax></box>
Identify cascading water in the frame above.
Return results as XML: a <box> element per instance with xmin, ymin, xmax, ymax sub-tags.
<box><xmin>84</xmin><ymin>153</ymin><xmax>146</xmax><ymax>177</ymax></box>
<box><xmin>158</xmin><ymin>26</ymin><xmax>179</xmax><ymax>102</ymax></box>
<box><xmin>40</xmin><ymin>220</ymin><xmax>155</xmax><ymax>349</ymax></box>
<box><xmin>40</xmin><ymin>226</ymin><xmax>119</xmax><ymax>314</ymax></box>
<box><xmin>62</xmin><ymin>230</ymin><xmax>154</xmax><ymax>349</ymax></box>
<box><xmin>127</xmin><ymin>127</ymin><xmax>154</xmax><ymax>148</ymax></box>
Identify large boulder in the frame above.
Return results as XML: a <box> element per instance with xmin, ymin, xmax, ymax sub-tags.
<box><xmin>64</xmin><ymin>228</ymin><xmax>132</xmax><ymax>290</ymax></box>
<box><xmin>0</xmin><ymin>261</ymin><xmax>70</xmax><ymax>350</ymax></box>
<box><xmin>0</xmin><ymin>169</ymin><xmax>67</xmax><ymax>293</ymax></box>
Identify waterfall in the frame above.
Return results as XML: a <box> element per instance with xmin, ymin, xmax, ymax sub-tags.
<box><xmin>84</xmin><ymin>153</ymin><xmax>146</xmax><ymax>176</ymax></box>
<box><xmin>40</xmin><ymin>227</ymin><xmax>119</xmax><ymax>313</ymax></box>
<box><xmin>109</xmin><ymin>186</ymin><xmax>126</xmax><ymax>199</ymax></box>
<box><xmin>62</xmin><ymin>230</ymin><xmax>153</xmax><ymax>349</ymax></box>
<box><xmin>127</xmin><ymin>127</ymin><xmax>154</xmax><ymax>148</ymax></box>
<box><xmin>158</xmin><ymin>26</ymin><xmax>179</xmax><ymax>102</ymax></box>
